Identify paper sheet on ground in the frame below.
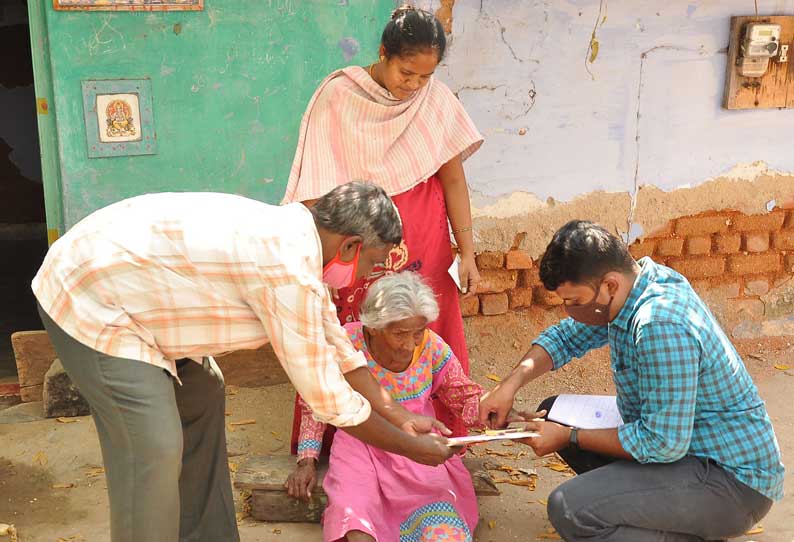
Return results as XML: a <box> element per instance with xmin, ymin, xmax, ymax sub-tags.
<box><xmin>547</xmin><ymin>394</ymin><xmax>624</xmax><ymax>429</ymax></box>
<box><xmin>447</xmin><ymin>431</ymin><xmax>539</xmax><ymax>447</ymax></box>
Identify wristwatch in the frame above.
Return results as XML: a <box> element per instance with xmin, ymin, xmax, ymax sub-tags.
<box><xmin>568</xmin><ymin>427</ymin><xmax>580</xmax><ymax>449</ymax></box>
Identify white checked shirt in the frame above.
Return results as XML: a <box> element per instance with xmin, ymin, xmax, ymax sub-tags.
<box><xmin>32</xmin><ymin>192</ymin><xmax>371</xmax><ymax>427</ymax></box>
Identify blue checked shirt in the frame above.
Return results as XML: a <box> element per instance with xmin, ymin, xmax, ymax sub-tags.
<box><xmin>534</xmin><ymin>257</ymin><xmax>785</xmax><ymax>501</ymax></box>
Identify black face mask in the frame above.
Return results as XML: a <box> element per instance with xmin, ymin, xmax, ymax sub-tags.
<box><xmin>563</xmin><ymin>280</ymin><xmax>614</xmax><ymax>326</ymax></box>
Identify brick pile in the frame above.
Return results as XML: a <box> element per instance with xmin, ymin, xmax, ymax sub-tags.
<box><xmin>460</xmin><ymin>208</ymin><xmax>794</xmax><ymax>318</ymax></box>
<box><xmin>459</xmin><ymin>247</ymin><xmax>561</xmax><ymax>317</ymax></box>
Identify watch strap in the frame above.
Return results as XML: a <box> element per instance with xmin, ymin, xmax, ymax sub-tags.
<box><xmin>569</xmin><ymin>427</ymin><xmax>580</xmax><ymax>448</ymax></box>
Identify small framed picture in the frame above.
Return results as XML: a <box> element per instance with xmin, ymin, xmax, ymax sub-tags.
<box><xmin>81</xmin><ymin>79</ymin><xmax>157</xmax><ymax>158</ymax></box>
<box><xmin>54</xmin><ymin>0</ymin><xmax>203</xmax><ymax>11</ymax></box>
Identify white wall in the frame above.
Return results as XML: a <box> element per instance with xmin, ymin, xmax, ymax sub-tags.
<box><xmin>433</xmin><ymin>1</ymin><xmax>794</xmax><ymax>205</ymax></box>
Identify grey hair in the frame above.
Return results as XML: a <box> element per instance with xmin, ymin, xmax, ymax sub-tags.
<box><xmin>359</xmin><ymin>272</ymin><xmax>439</xmax><ymax>330</ymax></box>
<box><xmin>311</xmin><ymin>181</ymin><xmax>402</xmax><ymax>248</ymax></box>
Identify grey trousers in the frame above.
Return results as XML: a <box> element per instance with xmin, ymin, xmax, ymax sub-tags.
<box><xmin>547</xmin><ymin>456</ymin><xmax>772</xmax><ymax>541</ymax></box>
<box><xmin>39</xmin><ymin>305</ymin><xmax>239</xmax><ymax>542</ymax></box>
<box><xmin>538</xmin><ymin>395</ymin><xmax>773</xmax><ymax>541</ymax></box>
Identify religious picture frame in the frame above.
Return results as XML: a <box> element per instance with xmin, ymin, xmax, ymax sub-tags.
<box><xmin>81</xmin><ymin>79</ymin><xmax>158</xmax><ymax>158</ymax></box>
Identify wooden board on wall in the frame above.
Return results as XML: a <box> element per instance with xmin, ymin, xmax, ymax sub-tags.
<box><xmin>53</xmin><ymin>0</ymin><xmax>203</xmax><ymax>11</ymax></box>
<box><xmin>724</xmin><ymin>15</ymin><xmax>794</xmax><ymax>110</ymax></box>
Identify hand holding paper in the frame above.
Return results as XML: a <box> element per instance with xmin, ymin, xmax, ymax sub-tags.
<box><xmin>448</xmin><ymin>254</ymin><xmax>464</xmax><ymax>293</ymax></box>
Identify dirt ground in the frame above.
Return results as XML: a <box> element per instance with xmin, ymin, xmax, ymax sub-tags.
<box><xmin>1</xmin><ymin>339</ymin><xmax>792</xmax><ymax>542</ymax></box>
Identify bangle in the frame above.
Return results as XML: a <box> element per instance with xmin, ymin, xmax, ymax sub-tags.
<box><xmin>452</xmin><ymin>226</ymin><xmax>473</xmax><ymax>234</ymax></box>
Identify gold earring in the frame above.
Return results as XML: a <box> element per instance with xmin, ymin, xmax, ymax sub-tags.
<box><xmin>379</xmin><ymin>55</ymin><xmax>385</xmax><ymax>63</ymax></box>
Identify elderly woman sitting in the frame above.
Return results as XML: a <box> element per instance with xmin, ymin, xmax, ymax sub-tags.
<box><xmin>287</xmin><ymin>272</ymin><xmax>483</xmax><ymax>542</ymax></box>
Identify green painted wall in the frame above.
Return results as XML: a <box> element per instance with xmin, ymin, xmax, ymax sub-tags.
<box><xmin>32</xmin><ymin>0</ymin><xmax>394</xmax><ymax>232</ymax></box>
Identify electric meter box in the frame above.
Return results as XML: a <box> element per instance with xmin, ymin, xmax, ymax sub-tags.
<box><xmin>742</xmin><ymin>23</ymin><xmax>782</xmax><ymax>57</ymax></box>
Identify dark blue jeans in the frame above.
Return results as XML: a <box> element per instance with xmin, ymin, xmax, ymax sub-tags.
<box><xmin>538</xmin><ymin>396</ymin><xmax>773</xmax><ymax>542</ymax></box>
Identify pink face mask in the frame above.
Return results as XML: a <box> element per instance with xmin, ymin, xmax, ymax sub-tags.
<box><xmin>322</xmin><ymin>243</ymin><xmax>361</xmax><ymax>289</ymax></box>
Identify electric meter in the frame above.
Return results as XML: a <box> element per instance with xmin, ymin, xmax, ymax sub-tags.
<box><xmin>738</xmin><ymin>23</ymin><xmax>782</xmax><ymax>77</ymax></box>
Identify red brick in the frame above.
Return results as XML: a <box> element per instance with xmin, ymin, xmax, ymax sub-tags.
<box><xmin>690</xmin><ymin>280</ymin><xmax>740</xmax><ymax>298</ymax></box>
<box><xmin>744</xmin><ymin>279</ymin><xmax>770</xmax><ymax>296</ymax></box>
<box><xmin>743</xmin><ymin>232</ymin><xmax>770</xmax><ymax>253</ymax></box>
<box><xmin>505</xmin><ymin>249</ymin><xmax>533</xmax><ymax>270</ymax></box>
<box><xmin>459</xmin><ymin>295</ymin><xmax>480</xmax><ymax>317</ymax></box>
<box><xmin>715</xmin><ymin>233</ymin><xmax>741</xmax><ymax>254</ymax></box>
<box><xmin>11</xmin><ymin>331</ymin><xmax>58</xmax><ymax>403</ymax></box>
<box><xmin>772</xmin><ymin>230</ymin><xmax>794</xmax><ymax>250</ymax></box>
<box><xmin>508</xmin><ymin>287</ymin><xmax>534</xmax><ymax>309</ymax></box>
<box><xmin>480</xmin><ymin>293</ymin><xmax>509</xmax><ymax>315</ymax></box>
<box><xmin>675</xmin><ymin>215</ymin><xmax>731</xmax><ymax>236</ymax></box>
<box><xmin>517</xmin><ymin>268</ymin><xmax>536</xmax><ymax>288</ymax></box>
<box><xmin>685</xmin><ymin>236</ymin><xmax>711</xmax><ymax>255</ymax></box>
<box><xmin>786</xmin><ymin>253</ymin><xmax>794</xmax><ymax>273</ymax></box>
<box><xmin>478</xmin><ymin>269</ymin><xmax>518</xmax><ymax>294</ymax></box>
<box><xmin>646</xmin><ymin>221</ymin><xmax>674</xmax><ymax>238</ymax></box>
<box><xmin>728</xmin><ymin>253</ymin><xmax>781</xmax><ymax>275</ymax></box>
<box><xmin>475</xmin><ymin>251</ymin><xmax>505</xmax><ymax>269</ymax></box>
<box><xmin>629</xmin><ymin>239</ymin><xmax>656</xmax><ymax>259</ymax></box>
<box><xmin>668</xmin><ymin>257</ymin><xmax>726</xmax><ymax>279</ymax></box>
<box><xmin>732</xmin><ymin>211</ymin><xmax>785</xmax><ymax>232</ymax></box>
<box><xmin>656</xmin><ymin>238</ymin><xmax>685</xmax><ymax>257</ymax></box>
<box><xmin>534</xmin><ymin>287</ymin><xmax>564</xmax><ymax>306</ymax></box>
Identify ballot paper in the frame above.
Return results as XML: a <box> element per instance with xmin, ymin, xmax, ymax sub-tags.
<box><xmin>448</xmin><ymin>254</ymin><xmax>463</xmax><ymax>292</ymax></box>
<box><xmin>547</xmin><ymin>394</ymin><xmax>624</xmax><ymax>430</ymax></box>
<box><xmin>446</xmin><ymin>430</ymin><xmax>539</xmax><ymax>447</ymax></box>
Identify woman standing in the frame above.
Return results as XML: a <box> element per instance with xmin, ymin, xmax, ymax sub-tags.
<box><xmin>285</xmin><ymin>6</ymin><xmax>483</xmax><ymax>446</ymax></box>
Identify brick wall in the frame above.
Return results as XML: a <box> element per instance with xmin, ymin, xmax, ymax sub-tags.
<box><xmin>461</xmin><ymin>207</ymin><xmax>794</xmax><ymax>319</ymax></box>
<box><xmin>459</xmin><ymin>247</ymin><xmax>562</xmax><ymax>318</ymax></box>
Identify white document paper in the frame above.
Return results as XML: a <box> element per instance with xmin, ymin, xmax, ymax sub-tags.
<box><xmin>446</xmin><ymin>431</ymin><xmax>539</xmax><ymax>447</ymax></box>
<box><xmin>547</xmin><ymin>394</ymin><xmax>623</xmax><ymax>429</ymax></box>
<box><xmin>448</xmin><ymin>254</ymin><xmax>463</xmax><ymax>292</ymax></box>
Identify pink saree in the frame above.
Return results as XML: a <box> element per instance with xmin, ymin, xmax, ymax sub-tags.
<box><xmin>297</xmin><ymin>324</ymin><xmax>482</xmax><ymax>542</ymax></box>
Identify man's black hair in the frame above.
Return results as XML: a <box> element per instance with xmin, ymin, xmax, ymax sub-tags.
<box><xmin>539</xmin><ymin>220</ymin><xmax>635</xmax><ymax>291</ymax></box>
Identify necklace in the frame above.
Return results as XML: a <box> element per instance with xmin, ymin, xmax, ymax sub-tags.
<box><xmin>367</xmin><ymin>62</ymin><xmax>396</xmax><ymax>98</ymax></box>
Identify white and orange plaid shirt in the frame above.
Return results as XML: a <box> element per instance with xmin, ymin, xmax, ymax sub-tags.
<box><xmin>32</xmin><ymin>192</ymin><xmax>371</xmax><ymax>427</ymax></box>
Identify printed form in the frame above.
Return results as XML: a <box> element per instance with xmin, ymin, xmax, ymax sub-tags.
<box><xmin>547</xmin><ymin>394</ymin><xmax>624</xmax><ymax>429</ymax></box>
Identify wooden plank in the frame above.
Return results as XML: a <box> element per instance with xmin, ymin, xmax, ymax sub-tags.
<box><xmin>237</xmin><ymin>454</ymin><xmax>500</xmax><ymax>522</ymax></box>
<box><xmin>12</xmin><ymin>331</ymin><xmax>57</xmax><ymax>403</ymax></box>
<box><xmin>723</xmin><ymin>15</ymin><xmax>794</xmax><ymax>110</ymax></box>
<box><xmin>250</xmin><ymin>490</ymin><xmax>327</xmax><ymax>523</ymax></box>
<box><xmin>236</xmin><ymin>454</ymin><xmax>499</xmax><ymax>496</ymax></box>
<box><xmin>239</xmin><ymin>454</ymin><xmax>500</xmax><ymax>523</ymax></box>
<box><xmin>236</xmin><ymin>454</ymin><xmax>328</xmax><ymax>492</ymax></box>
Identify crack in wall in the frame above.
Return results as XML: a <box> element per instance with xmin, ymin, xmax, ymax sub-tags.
<box><xmin>503</xmin><ymin>81</ymin><xmax>537</xmax><ymax>120</ymax></box>
<box><xmin>627</xmin><ymin>44</ymin><xmax>725</xmax><ymax>240</ymax></box>
<box><xmin>584</xmin><ymin>0</ymin><xmax>608</xmax><ymax>80</ymax></box>
<box><xmin>454</xmin><ymin>84</ymin><xmax>506</xmax><ymax>95</ymax></box>
<box><xmin>497</xmin><ymin>20</ymin><xmax>541</xmax><ymax>64</ymax></box>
